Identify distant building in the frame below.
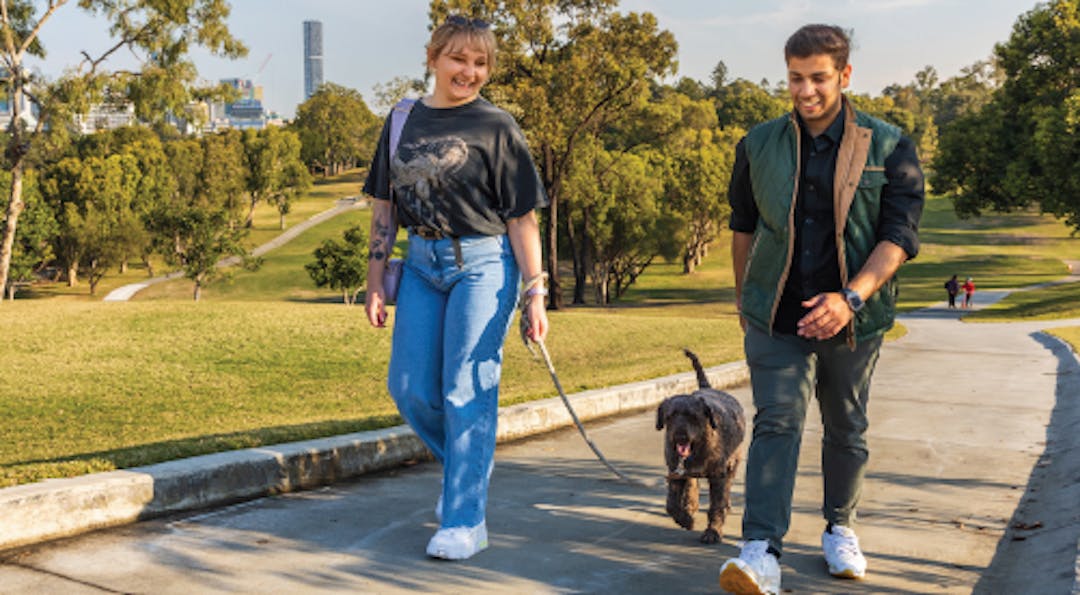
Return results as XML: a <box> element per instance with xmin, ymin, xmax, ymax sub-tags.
<box><xmin>303</xmin><ymin>20</ymin><xmax>324</xmax><ymax>100</ymax></box>
<box><xmin>207</xmin><ymin>78</ymin><xmax>268</xmax><ymax>130</ymax></box>
<box><xmin>74</xmin><ymin>103</ymin><xmax>135</xmax><ymax>134</ymax></box>
<box><xmin>0</xmin><ymin>93</ymin><xmax>38</xmax><ymax>131</ymax></box>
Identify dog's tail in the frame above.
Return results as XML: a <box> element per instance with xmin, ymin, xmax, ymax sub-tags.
<box><xmin>682</xmin><ymin>348</ymin><xmax>711</xmax><ymax>389</ymax></box>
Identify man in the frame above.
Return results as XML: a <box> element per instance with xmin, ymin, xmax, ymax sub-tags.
<box><xmin>718</xmin><ymin>24</ymin><xmax>924</xmax><ymax>595</ymax></box>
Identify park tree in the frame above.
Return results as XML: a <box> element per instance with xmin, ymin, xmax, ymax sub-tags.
<box><xmin>1</xmin><ymin>169</ymin><xmax>53</xmax><ymax>299</ymax></box>
<box><xmin>712</xmin><ymin>78</ymin><xmax>788</xmax><ymax>131</ymax></box>
<box><xmin>79</xmin><ymin>126</ymin><xmax>175</xmax><ymax>274</ymax></box>
<box><xmin>563</xmin><ymin>138</ymin><xmax>678</xmax><ymax>304</ymax></box>
<box><xmin>932</xmin><ymin>0</ymin><xmax>1080</xmax><ymax>230</ymax></box>
<box><xmin>371</xmin><ymin>75</ymin><xmax>428</xmax><ymax>115</ymax></box>
<box><xmin>429</xmin><ymin>0</ymin><xmax>678</xmax><ymax>308</ymax></box>
<box><xmin>664</xmin><ymin>127</ymin><xmax>737</xmax><ymax>274</ymax></box>
<box><xmin>927</xmin><ymin>60</ymin><xmax>1003</xmax><ymax>132</ymax></box>
<box><xmin>39</xmin><ymin>152</ymin><xmax>142</xmax><ymax>294</ymax></box>
<box><xmin>149</xmin><ymin>131</ymin><xmax>256</xmax><ymax>301</ymax></box>
<box><xmin>291</xmin><ymin>83</ymin><xmax>380</xmax><ymax>176</ymax></box>
<box><xmin>242</xmin><ymin>126</ymin><xmax>312</xmax><ymax>229</ymax></box>
<box><xmin>0</xmin><ymin>0</ymin><xmax>246</xmax><ymax>301</ymax></box>
<box><xmin>305</xmin><ymin>224</ymin><xmax>369</xmax><ymax>305</ymax></box>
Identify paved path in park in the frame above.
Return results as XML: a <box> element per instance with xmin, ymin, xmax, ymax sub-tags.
<box><xmin>4</xmin><ymin>282</ymin><xmax>1079</xmax><ymax>592</ymax></box>
<box><xmin>101</xmin><ymin>198</ymin><xmax>367</xmax><ymax>302</ymax></box>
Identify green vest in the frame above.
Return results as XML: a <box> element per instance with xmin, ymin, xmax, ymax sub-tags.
<box><xmin>740</xmin><ymin>101</ymin><xmax>902</xmax><ymax>344</ymax></box>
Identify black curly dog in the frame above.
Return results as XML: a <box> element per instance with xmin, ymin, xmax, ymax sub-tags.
<box><xmin>656</xmin><ymin>349</ymin><xmax>746</xmax><ymax>544</ymax></box>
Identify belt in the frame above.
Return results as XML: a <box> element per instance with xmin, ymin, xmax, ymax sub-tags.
<box><xmin>409</xmin><ymin>225</ymin><xmax>447</xmax><ymax>240</ymax></box>
<box><xmin>409</xmin><ymin>225</ymin><xmax>464</xmax><ymax>267</ymax></box>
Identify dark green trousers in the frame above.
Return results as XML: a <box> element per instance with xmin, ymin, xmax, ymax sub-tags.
<box><xmin>741</xmin><ymin>324</ymin><xmax>883</xmax><ymax>556</ymax></box>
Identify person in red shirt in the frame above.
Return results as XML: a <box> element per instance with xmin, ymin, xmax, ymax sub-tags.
<box><xmin>961</xmin><ymin>277</ymin><xmax>975</xmax><ymax>308</ymax></box>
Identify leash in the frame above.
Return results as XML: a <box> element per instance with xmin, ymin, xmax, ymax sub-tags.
<box><xmin>523</xmin><ymin>335</ymin><xmax>658</xmax><ymax>488</ymax></box>
<box><xmin>518</xmin><ymin>274</ymin><xmax>656</xmax><ymax>487</ymax></box>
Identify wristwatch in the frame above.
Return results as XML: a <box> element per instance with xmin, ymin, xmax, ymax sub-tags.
<box><xmin>841</xmin><ymin>288</ymin><xmax>864</xmax><ymax>312</ymax></box>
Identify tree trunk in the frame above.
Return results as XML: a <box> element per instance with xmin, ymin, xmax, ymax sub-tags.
<box><xmin>543</xmin><ymin>145</ymin><xmax>563</xmax><ymax>310</ymax></box>
<box><xmin>0</xmin><ymin>162</ymin><xmax>25</xmax><ymax>304</ymax></box>
<box><xmin>571</xmin><ymin>207</ymin><xmax>589</xmax><ymax>305</ymax></box>
<box><xmin>67</xmin><ymin>263</ymin><xmax>79</xmax><ymax>287</ymax></box>
<box><xmin>193</xmin><ymin>280</ymin><xmax>202</xmax><ymax>301</ymax></box>
<box><xmin>88</xmin><ymin>260</ymin><xmax>99</xmax><ymax>296</ymax></box>
<box><xmin>245</xmin><ymin>195</ymin><xmax>258</xmax><ymax>228</ymax></box>
<box><xmin>279</xmin><ymin>212</ymin><xmax>286</xmax><ymax>230</ymax></box>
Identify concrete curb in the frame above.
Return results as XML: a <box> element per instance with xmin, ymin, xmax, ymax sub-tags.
<box><xmin>0</xmin><ymin>361</ymin><xmax>748</xmax><ymax>552</ymax></box>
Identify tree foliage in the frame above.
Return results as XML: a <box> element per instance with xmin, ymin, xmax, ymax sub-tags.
<box><xmin>305</xmin><ymin>225</ymin><xmax>369</xmax><ymax>305</ymax></box>
<box><xmin>712</xmin><ymin>78</ymin><xmax>787</xmax><ymax>131</ymax></box>
<box><xmin>290</xmin><ymin>83</ymin><xmax>380</xmax><ymax>176</ymax></box>
<box><xmin>145</xmin><ymin>131</ymin><xmax>256</xmax><ymax>301</ymax></box>
<box><xmin>0</xmin><ymin>0</ymin><xmax>246</xmax><ymax>301</ymax></box>
<box><xmin>242</xmin><ymin>126</ymin><xmax>312</xmax><ymax>229</ymax></box>
<box><xmin>932</xmin><ymin>0</ymin><xmax>1080</xmax><ymax>230</ymax></box>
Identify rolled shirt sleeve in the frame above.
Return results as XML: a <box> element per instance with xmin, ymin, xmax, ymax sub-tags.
<box><xmin>727</xmin><ymin>138</ymin><xmax>759</xmax><ymax>234</ymax></box>
<box><xmin>878</xmin><ymin>135</ymin><xmax>925</xmax><ymax>260</ymax></box>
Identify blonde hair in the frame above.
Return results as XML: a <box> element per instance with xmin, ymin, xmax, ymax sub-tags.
<box><xmin>426</xmin><ymin>17</ymin><xmax>497</xmax><ymax>72</ymax></box>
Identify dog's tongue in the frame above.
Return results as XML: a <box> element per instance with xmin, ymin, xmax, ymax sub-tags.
<box><xmin>677</xmin><ymin>443</ymin><xmax>691</xmax><ymax>458</ymax></box>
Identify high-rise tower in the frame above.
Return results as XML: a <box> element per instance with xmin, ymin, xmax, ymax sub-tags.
<box><xmin>303</xmin><ymin>20</ymin><xmax>324</xmax><ymax>100</ymax></box>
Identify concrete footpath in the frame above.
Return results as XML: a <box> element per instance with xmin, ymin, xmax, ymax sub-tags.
<box><xmin>1</xmin><ymin>295</ymin><xmax>1079</xmax><ymax>593</ymax></box>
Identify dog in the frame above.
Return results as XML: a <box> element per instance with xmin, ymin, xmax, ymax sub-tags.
<box><xmin>656</xmin><ymin>349</ymin><xmax>746</xmax><ymax>544</ymax></box>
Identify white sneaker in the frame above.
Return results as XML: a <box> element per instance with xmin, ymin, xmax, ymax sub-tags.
<box><xmin>822</xmin><ymin>524</ymin><xmax>867</xmax><ymax>579</ymax></box>
<box><xmin>426</xmin><ymin>522</ymin><xmax>488</xmax><ymax>560</ymax></box>
<box><xmin>719</xmin><ymin>540</ymin><xmax>781</xmax><ymax>595</ymax></box>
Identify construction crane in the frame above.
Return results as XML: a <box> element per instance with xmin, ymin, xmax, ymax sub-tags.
<box><xmin>253</xmin><ymin>53</ymin><xmax>272</xmax><ymax>83</ymax></box>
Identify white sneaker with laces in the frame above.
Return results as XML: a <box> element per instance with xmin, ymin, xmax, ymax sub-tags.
<box><xmin>718</xmin><ymin>539</ymin><xmax>781</xmax><ymax>595</ymax></box>
<box><xmin>822</xmin><ymin>524</ymin><xmax>867</xmax><ymax>579</ymax></box>
<box><xmin>426</xmin><ymin>522</ymin><xmax>488</xmax><ymax>560</ymax></box>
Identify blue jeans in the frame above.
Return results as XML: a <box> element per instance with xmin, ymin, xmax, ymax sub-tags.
<box><xmin>741</xmin><ymin>324</ymin><xmax>883</xmax><ymax>556</ymax></box>
<box><xmin>387</xmin><ymin>233</ymin><xmax>520</xmax><ymax>530</ymax></box>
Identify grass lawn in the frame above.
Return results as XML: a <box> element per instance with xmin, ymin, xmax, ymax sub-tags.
<box><xmin>3</xmin><ymin>186</ymin><xmax>1079</xmax><ymax>487</ymax></box>
<box><xmin>1044</xmin><ymin>327</ymin><xmax>1080</xmax><ymax>357</ymax></box>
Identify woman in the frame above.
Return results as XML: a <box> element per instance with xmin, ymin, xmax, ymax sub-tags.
<box><xmin>363</xmin><ymin>15</ymin><xmax>549</xmax><ymax>561</ymax></box>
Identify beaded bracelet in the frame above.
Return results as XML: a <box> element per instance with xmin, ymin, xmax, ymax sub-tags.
<box><xmin>520</xmin><ymin>272</ymin><xmax>549</xmax><ymax>301</ymax></box>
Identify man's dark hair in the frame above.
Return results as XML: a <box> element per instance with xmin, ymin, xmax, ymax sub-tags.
<box><xmin>785</xmin><ymin>24</ymin><xmax>851</xmax><ymax>70</ymax></box>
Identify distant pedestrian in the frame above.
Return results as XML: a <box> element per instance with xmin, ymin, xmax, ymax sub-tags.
<box><xmin>945</xmin><ymin>274</ymin><xmax>959</xmax><ymax>309</ymax></box>
<box><xmin>362</xmin><ymin>15</ymin><xmax>549</xmax><ymax>561</ymax></box>
<box><xmin>962</xmin><ymin>277</ymin><xmax>975</xmax><ymax>308</ymax></box>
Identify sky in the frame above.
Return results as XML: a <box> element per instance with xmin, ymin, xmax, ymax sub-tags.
<box><xmin>27</xmin><ymin>0</ymin><xmax>1041</xmax><ymax>119</ymax></box>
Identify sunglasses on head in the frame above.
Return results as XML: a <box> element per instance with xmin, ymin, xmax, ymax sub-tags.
<box><xmin>446</xmin><ymin>15</ymin><xmax>490</xmax><ymax>29</ymax></box>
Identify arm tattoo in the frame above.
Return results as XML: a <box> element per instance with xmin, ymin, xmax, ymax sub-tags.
<box><xmin>369</xmin><ymin>213</ymin><xmax>394</xmax><ymax>263</ymax></box>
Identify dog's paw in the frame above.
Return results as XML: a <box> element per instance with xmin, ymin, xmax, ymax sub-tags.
<box><xmin>669</xmin><ymin>511</ymin><xmax>695</xmax><ymax>530</ymax></box>
<box><xmin>699</xmin><ymin>528</ymin><xmax>721</xmax><ymax>544</ymax></box>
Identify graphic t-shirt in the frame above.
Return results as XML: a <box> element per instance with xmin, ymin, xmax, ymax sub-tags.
<box><xmin>363</xmin><ymin>96</ymin><xmax>548</xmax><ymax>237</ymax></box>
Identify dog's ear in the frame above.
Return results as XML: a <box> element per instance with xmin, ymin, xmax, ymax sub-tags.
<box><xmin>698</xmin><ymin>396</ymin><xmax>718</xmax><ymax>429</ymax></box>
<box><xmin>656</xmin><ymin>399</ymin><xmax>669</xmax><ymax>430</ymax></box>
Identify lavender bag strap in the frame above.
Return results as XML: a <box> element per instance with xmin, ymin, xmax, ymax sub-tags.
<box><xmin>389</xmin><ymin>98</ymin><xmax>416</xmax><ymax>159</ymax></box>
<box><xmin>382</xmin><ymin>98</ymin><xmax>416</xmax><ymax>305</ymax></box>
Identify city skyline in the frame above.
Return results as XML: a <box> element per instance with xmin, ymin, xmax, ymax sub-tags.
<box><xmin>26</xmin><ymin>0</ymin><xmax>1042</xmax><ymax>120</ymax></box>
